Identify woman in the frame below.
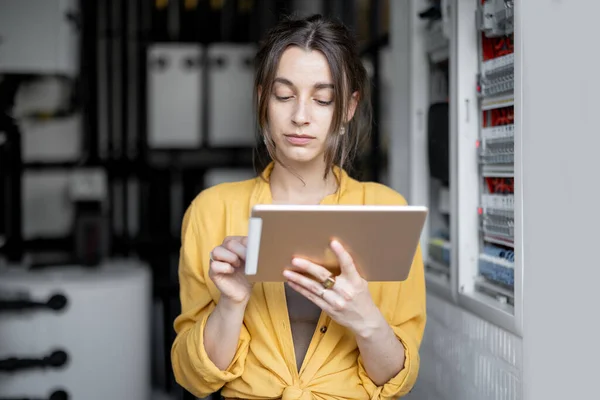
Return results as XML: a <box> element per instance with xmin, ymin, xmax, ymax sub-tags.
<box><xmin>171</xmin><ymin>14</ymin><xmax>426</xmax><ymax>400</ymax></box>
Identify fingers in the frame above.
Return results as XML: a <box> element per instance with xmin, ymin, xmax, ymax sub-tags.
<box><xmin>290</xmin><ymin>258</ymin><xmax>331</xmax><ymax>283</ymax></box>
<box><xmin>211</xmin><ymin>245</ymin><xmax>243</xmax><ymax>268</ymax></box>
<box><xmin>209</xmin><ymin>260</ymin><xmax>235</xmax><ymax>275</ymax></box>
<box><xmin>222</xmin><ymin>237</ymin><xmax>247</xmax><ymax>261</ymax></box>
<box><xmin>283</xmin><ymin>268</ymin><xmax>327</xmax><ymax>297</ymax></box>
<box><xmin>330</xmin><ymin>240</ymin><xmax>359</xmax><ymax>279</ymax></box>
<box><xmin>209</xmin><ymin>236</ymin><xmax>248</xmax><ymax>274</ymax></box>
<box><xmin>285</xmin><ymin>274</ymin><xmax>345</xmax><ymax>312</ymax></box>
<box><xmin>223</xmin><ymin>236</ymin><xmax>247</xmax><ymax>245</ymax></box>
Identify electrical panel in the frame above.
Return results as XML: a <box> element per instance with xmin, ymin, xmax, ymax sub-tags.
<box><xmin>475</xmin><ymin>0</ymin><xmax>516</xmax><ymax>311</ymax></box>
<box><xmin>449</xmin><ymin>0</ymin><xmax>520</xmax><ymax>335</ymax></box>
<box><xmin>408</xmin><ymin>0</ymin><xmax>521</xmax><ymax>335</ymax></box>
<box><xmin>147</xmin><ymin>44</ymin><xmax>204</xmax><ymax>149</ymax></box>
<box><xmin>0</xmin><ymin>0</ymin><xmax>80</xmax><ymax>76</ymax></box>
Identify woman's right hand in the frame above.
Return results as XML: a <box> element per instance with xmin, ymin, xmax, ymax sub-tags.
<box><xmin>208</xmin><ymin>236</ymin><xmax>253</xmax><ymax>305</ymax></box>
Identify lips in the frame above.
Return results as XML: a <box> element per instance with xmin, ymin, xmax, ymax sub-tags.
<box><xmin>285</xmin><ymin>134</ymin><xmax>315</xmax><ymax>139</ymax></box>
<box><xmin>284</xmin><ymin>134</ymin><xmax>315</xmax><ymax>146</ymax></box>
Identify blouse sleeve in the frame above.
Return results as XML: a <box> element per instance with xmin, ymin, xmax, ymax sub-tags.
<box><xmin>358</xmin><ymin>184</ymin><xmax>427</xmax><ymax>399</ymax></box>
<box><xmin>357</xmin><ymin>244</ymin><xmax>426</xmax><ymax>399</ymax></box>
<box><xmin>170</xmin><ymin>193</ymin><xmax>251</xmax><ymax>399</ymax></box>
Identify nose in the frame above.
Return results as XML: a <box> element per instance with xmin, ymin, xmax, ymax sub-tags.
<box><xmin>291</xmin><ymin>99</ymin><xmax>310</xmax><ymax>127</ymax></box>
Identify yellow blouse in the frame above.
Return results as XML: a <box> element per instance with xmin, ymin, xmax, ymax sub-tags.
<box><xmin>171</xmin><ymin>164</ymin><xmax>427</xmax><ymax>400</ymax></box>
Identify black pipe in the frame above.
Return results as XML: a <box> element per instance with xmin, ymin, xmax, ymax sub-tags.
<box><xmin>104</xmin><ymin>0</ymin><xmax>115</xmax><ymax>256</ymax></box>
<box><xmin>79</xmin><ymin>0</ymin><xmax>99</xmax><ymax>163</ymax></box>
<box><xmin>120</xmin><ymin>0</ymin><xmax>129</xmax><ymax>255</ymax></box>
<box><xmin>0</xmin><ymin>97</ymin><xmax>23</xmax><ymax>262</ymax></box>
<box><xmin>0</xmin><ymin>293</ymin><xmax>68</xmax><ymax>313</ymax></box>
<box><xmin>0</xmin><ymin>350</ymin><xmax>68</xmax><ymax>373</ymax></box>
<box><xmin>369</xmin><ymin>0</ymin><xmax>382</xmax><ymax>182</ymax></box>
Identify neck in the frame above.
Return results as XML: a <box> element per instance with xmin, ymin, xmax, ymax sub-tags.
<box><xmin>269</xmin><ymin>159</ymin><xmax>338</xmax><ymax>205</ymax></box>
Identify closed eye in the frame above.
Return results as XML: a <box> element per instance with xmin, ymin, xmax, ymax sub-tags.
<box><xmin>316</xmin><ymin>99</ymin><xmax>333</xmax><ymax>106</ymax></box>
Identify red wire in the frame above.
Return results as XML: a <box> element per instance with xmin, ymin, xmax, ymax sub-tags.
<box><xmin>481</xmin><ymin>33</ymin><xmax>514</xmax><ymax>61</ymax></box>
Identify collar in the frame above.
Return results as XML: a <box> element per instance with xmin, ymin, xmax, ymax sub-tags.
<box><xmin>250</xmin><ymin>161</ymin><xmax>349</xmax><ymax>208</ymax></box>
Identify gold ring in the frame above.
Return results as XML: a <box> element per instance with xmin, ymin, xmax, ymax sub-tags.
<box><xmin>321</xmin><ymin>276</ymin><xmax>336</xmax><ymax>289</ymax></box>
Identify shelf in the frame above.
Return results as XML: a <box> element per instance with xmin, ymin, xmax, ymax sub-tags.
<box><xmin>475</xmin><ymin>276</ymin><xmax>514</xmax><ymax>302</ymax></box>
<box><xmin>458</xmin><ymin>289</ymin><xmax>518</xmax><ymax>335</ymax></box>
<box><xmin>481</xmin><ymin>164</ymin><xmax>514</xmax><ymax>177</ymax></box>
<box><xmin>427</xmin><ymin>259</ymin><xmax>450</xmax><ymax>275</ymax></box>
<box><xmin>425</xmin><ymin>268</ymin><xmax>453</xmax><ymax>302</ymax></box>
<box><xmin>426</xmin><ymin>235</ymin><xmax>452</xmax><ymax>301</ymax></box>
<box><xmin>483</xmin><ymin>235</ymin><xmax>514</xmax><ymax>248</ymax></box>
<box><xmin>428</xmin><ymin>238</ymin><xmax>451</xmax><ymax>266</ymax></box>
<box><xmin>480</xmin><ymin>92</ymin><xmax>514</xmax><ymax>111</ymax></box>
<box><xmin>425</xmin><ymin>255</ymin><xmax>452</xmax><ymax>303</ymax></box>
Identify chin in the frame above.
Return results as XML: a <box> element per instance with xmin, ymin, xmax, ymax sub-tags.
<box><xmin>278</xmin><ymin>146</ymin><xmax>324</xmax><ymax>166</ymax></box>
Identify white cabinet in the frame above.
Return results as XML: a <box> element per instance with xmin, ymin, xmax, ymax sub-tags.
<box><xmin>0</xmin><ymin>0</ymin><xmax>79</xmax><ymax>76</ymax></box>
<box><xmin>147</xmin><ymin>44</ymin><xmax>204</xmax><ymax>149</ymax></box>
<box><xmin>206</xmin><ymin>44</ymin><xmax>257</xmax><ymax>147</ymax></box>
<box><xmin>0</xmin><ymin>261</ymin><xmax>152</xmax><ymax>400</ymax></box>
<box><xmin>146</xmin><ymin>43</ymin><xmax>257</xmax><ymax>149</ymax></box>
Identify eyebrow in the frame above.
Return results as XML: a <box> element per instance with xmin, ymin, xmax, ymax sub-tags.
<box><xmin>274</xmin><ymin>77</ymin><xmax>334</xmax><ymax>90</ymax></box>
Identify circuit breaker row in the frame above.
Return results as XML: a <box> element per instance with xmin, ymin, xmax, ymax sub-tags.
<box><xmin>475</xmin><ymin>0</ymin><xmax>515</xmax><ymax>305</ymax></box>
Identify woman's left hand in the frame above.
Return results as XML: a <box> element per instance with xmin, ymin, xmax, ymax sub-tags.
<box><xmin>283</xmin><ymin>240</ymin><xmax>381</xmax><ymax>336</ymax></box>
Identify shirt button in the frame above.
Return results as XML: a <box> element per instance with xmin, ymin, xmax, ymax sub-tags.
<box><xmin>320</xmin><ymin>325</ymin><xmax>327</xmax><ymax>333</ymax></box>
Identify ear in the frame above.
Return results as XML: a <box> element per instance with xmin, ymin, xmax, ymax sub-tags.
<box><xmin>346</xmin><ymin>91</ymin><xmax>359</xmax><ymax>122</ymax></box>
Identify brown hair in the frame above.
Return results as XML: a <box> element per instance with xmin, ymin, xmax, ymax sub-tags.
<box><xmin>253</xmin><ymin>14</ymin><xmax>372</xmax><ymax>179</ymax></box>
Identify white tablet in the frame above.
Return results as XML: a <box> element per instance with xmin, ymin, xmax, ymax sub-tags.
<box><xmin>244</xmin><ymin>204</ymin><xmax>428</xmax><ymax>282</ymax></box>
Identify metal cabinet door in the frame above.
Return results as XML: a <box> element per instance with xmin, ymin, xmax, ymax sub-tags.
<box><xmin>206</xmin><ymin>44</ymin><xmax>257</xmax><ymax>147</ymax></box>
<box><xmin>0</xmin><ymin>0</ymin><xmax>79</xmax><ymax>76</ymax></box>
<box><xmin>147</xmin><ymin>44</ymin><xmax>204</xmax><ymax>149</ymax></box>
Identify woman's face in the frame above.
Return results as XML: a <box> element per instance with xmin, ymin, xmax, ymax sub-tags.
<box><xmin>266</xmin><ymin>46</ymin><xmax>336</xmax><ymax>167</ymax></box>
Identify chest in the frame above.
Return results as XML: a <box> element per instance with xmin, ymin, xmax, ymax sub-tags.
<box><xmin>284</xmin><ymin>283</ymin><xmax>321</xmax><ymax>323</ymax></box>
